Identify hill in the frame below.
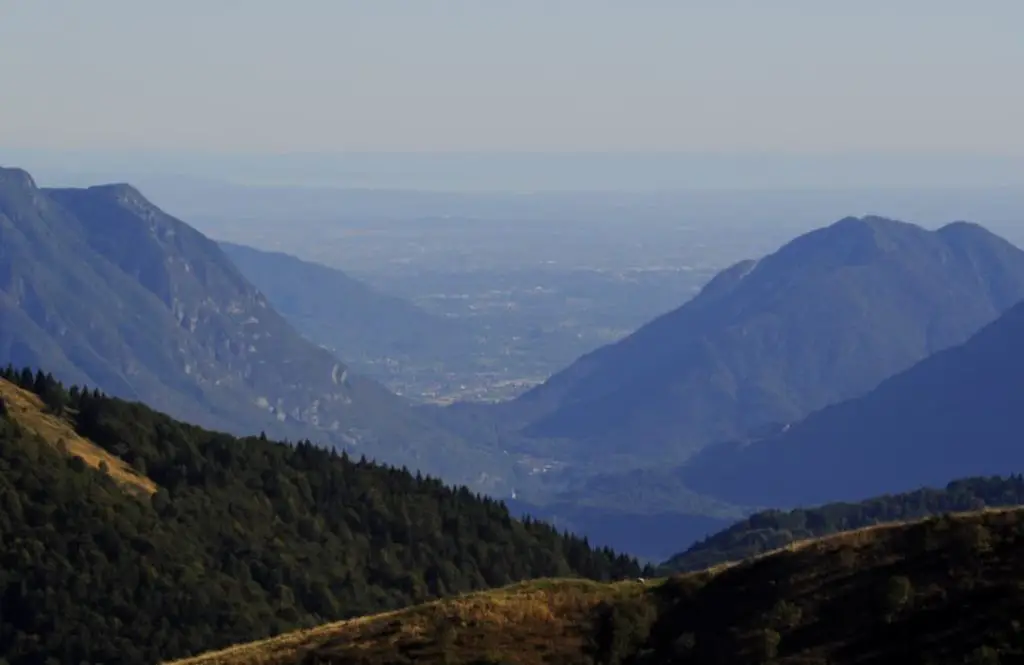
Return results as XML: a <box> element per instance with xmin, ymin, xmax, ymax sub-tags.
<box><xmin>218</xmin><ymin>241</ymin><xmax>474</xmax><ymax>395</ymax></box>
<box><xmin>680</xmin><ymin>297</ymin><xmax>1024</xmax><ymax>508</ymax></box>
<box><xmin>0</xmin><ymin>368</ymin><xmax>646</xmax><ymax>665</ymax></box>
<box><xmin>168</xmin><ymin>508</ymin><xmax>1024</xmax><ymax>665</ymax></box>
<box><xmin>484</xmin><ymin>215</ymin><xmax>1024</xmax><ymax>464</ymax></box>
<box><xmin>663</xmin><ymin>474</ymin><xmax>1024</xmax><ymax>573</ymax></box>
<box><xmin>0</xmin><ymin>166</ymin><xmax>512</xmax><ymax>490</ymax></box>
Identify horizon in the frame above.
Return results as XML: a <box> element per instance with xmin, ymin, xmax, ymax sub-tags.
<box><xmin>3</xmin><ymin>2</ymin><xmax>1023</xmax><ymax>169</ymax></box>
<box><xmin>6</xmin><ymin>149</ymin><xmax>1024</xmax><ymax>193</ymax></box>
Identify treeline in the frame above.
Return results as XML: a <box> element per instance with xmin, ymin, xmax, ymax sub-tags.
<box><xmin>0</xmin><ymin>366</ymin><xmax>649</xmax><ymax>665</ymax></box>
<box><xmin>663</xmin><ymin>474</ymin><xmax>1024</xmax><ymax>572</ymax></box>
<box><xmin>644</xmin><ymin>510</ymin><xmax>1024</xmax><ymax>664</ymax></box>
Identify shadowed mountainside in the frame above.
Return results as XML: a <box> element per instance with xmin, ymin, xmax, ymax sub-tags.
<box><xmin>219</xmin><ymin>241</ymin><xmax>477</xmax><ymax>389</ymax></box>
<box><xmin>663</xmin><ymin>474</ymin><xmax>1024</xmax><ymax>573</ymax></box>
<box><xmin>680</xmin><ymin>298</ymin><xmax>1024</xmax><ymax>508</ymax></box>
<box><xmin>473</xmin><ymin>216</ymin><xmax>1024</xmax><ymax>469</ymax></box>
<box><xmin>0</xmin><ymin>166</ymin><xmax>515</xmax><ymax>490</ymax></box>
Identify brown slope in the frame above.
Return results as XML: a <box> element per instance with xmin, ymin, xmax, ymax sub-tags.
<box><xmin>165</xmin><ymin>507</ymin><xmax>1024</xmax><ymax>665</ymax></box>
<box><xmin>0</xmin><ymin>377</ymin><xmax>157</xmax><ymax>496</ymax></box>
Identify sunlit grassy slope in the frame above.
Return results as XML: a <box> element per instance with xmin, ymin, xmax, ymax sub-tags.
<box><xmin>0</xmin><ymin>377</ymin><xmax>157</xmax><ymax>496</ymax></box>
<box><xmin>168</xmin><ymin>507</ymin><xmax>1024</xmax><ymax>665</ymax></box>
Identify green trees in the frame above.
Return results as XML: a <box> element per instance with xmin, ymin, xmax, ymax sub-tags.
<box><xmin>591</xmin><ymin>598</ymin><xmax>658</xmax><ymax>665</ymax></box>
<box><xmin>0</xmin><ymin>366</ymin><xmax>646</xmax><ymax>665</ymax></box>
<box><xmin>666</xmin><ymin>475</ymin><xmax>1024</xmax><ymax>572</ymax></box>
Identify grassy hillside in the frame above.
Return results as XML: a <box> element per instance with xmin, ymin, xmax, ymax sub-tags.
<box><xmin>0</xmin><ymin>368</ymin><xmax>646</xmax><ymax>665</ymax></box>
<box><xmin>0</xmin><ymin>375</ymin><xmax>156</xmax><ymax>496</ymax></box>
<box><xmin>165</xmin><ymin>578</ymin><xmax>653</xmax><ymax>665</ymax></box>
<box><xmin>170</xmin><ymin>508</ymin><xmax>1024</xmax><ymax>665</ymax></box>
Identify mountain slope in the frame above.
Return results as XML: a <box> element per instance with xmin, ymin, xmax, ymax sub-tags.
<box><xmin>492</xmin><ymin>216</ymin><xmax>1024</xmax><ymax>462</ymax></box>
<box><xmin>680</xmin><ymin>299</ymin><xmax>1024</xmax><ymax>507</ymax></box>
<box><xmin>170</xmin><ymin>508</ymin><xmax>1024</xmax><ymax>665</ymax></box>
<box><xmin>663</xmin><ymin>474</ymin><xmax>1024</xmax><ymax>573</ymax></box>
<box><xmin>218</xmin><ymin>241</ymin><xmax>473</xmax><ymax>392</ymax></box>
<box><xmin>0</xmin><ymin>369</ymin><xmax>646</xmax><ymax>665</ymax></box>
<box><xmin>0</xmin><ymin>166</ymin><xmax>508</xmax><ymax>488</ymax></box>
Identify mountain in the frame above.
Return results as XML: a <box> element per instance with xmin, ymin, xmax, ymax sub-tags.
<box><xmin>0</xmin><ymin>166</ymin><xmax>509</xmax><ymax>489</ymax></box>
<box><xmin>486</xmin><ymin>215</ymin><xmax>1024</xmax><ymax>463</ymax></box>
<box><xmin>680</xmin><ymin>299</ymin><xmax>1024</xmax><ymax>508</ymax></box>
<box><xmin>663</xmin><ymin>474</ymin><xmax>1024</xmax><ymax>573</ymax></box>
<box><xmin>218</xmin><ymin>241</ymin><xmax>473</xmax><ymax>392</ymax></box>
<box><xmin>0</xmin><ymin>369</ymin><xmax>646</xmax><ymax>665</ymax></box>
<box><xmin>506</xmin><ymin>497</ymin><xmax>737</xmax><ymax>564</ymax></box>
<box><xmin>170</xmin><ymin>509</ymin><xmax>1024</xmax><ymax>665</ymax></box>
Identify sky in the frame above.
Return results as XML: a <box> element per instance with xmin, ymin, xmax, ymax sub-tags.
<box><xmin>1</xmin><ymin>1</ymin><xmax>1023</xmax><ymax>188</ymax></box>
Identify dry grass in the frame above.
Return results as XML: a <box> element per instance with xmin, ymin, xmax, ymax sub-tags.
<box><xmin>700</xmin><ymin>504</ymin><xmax>1024</xmax><ymax>576</ymax></box>
<box><xmin>165</xmin><ymin>578</ymin><xmax>653</xmax><ymax>665</ymax></box>
<box><xmin>163</xmin><ymin>497</ymin><xmax>1024</xmax><ymax>664</ymax></box>
<box><xmin>166</xmin><ymin>509</ymin><xmax>1024</xmax><ymax>665</ymax></box>
<box><xmin>0</xmin><ymin>378</ymin><xmax>157</xmax><ymax>496</ymax></box>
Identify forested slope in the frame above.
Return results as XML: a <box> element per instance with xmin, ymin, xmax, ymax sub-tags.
<box><xmin>0</xmin><ymin>367</ymin><xmax>646</xmax><ymax>665</ymax></box>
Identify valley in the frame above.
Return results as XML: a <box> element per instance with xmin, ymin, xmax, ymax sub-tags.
<box><xmin>5</xmin><ymin>165</ymin><xmax>1024</xmax><ymax>661</ymax></box>
<box><xmin>5</xmin><ymin>3</ymin><xmax>1024</xmax><ymax>662</ymax></box>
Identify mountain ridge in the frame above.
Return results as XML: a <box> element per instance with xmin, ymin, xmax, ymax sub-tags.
<box><xmin>167</xmin><ymin>508</ymin><xmax>1024</xmax><ymax>665</ymax></box>
<box><xmin>488</xmin><ymin>214</ymin><xmax>1024</xmax><ymax>466</ymax></box>
<box><xmin>679</xmin><ymin>295</ymin><xmax>1024</xmax><ymax>508</ymax></box>
<box><xmin>0</xmin><ymin>165</ymin><xmax>513</xmax><ymax>490</ymax></box>
<box><xmin>218</xmin><ymin>241</ymin><xmax>476</xmax><ymax>394</ymax></box>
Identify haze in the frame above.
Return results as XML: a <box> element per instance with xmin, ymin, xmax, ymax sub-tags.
<box><xmin>2</xmin><ymin>0</ymin><xmax>1022</xmax><ymax>158</ymax></box>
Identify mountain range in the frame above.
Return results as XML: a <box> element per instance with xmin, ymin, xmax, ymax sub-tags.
<box><xmin>477</xmin><ymin>215</ymin><xmax>1024</xmax><ymax>469</ymax></box>
<box><xmin>219</xmin><ymin>241</ymin><xmax>475</xmax><ymax>390</ymax></box>
<box><xmin>679</xmin><ymin>295</ymin><xmax>1024</xmax><ymax>507</ymax></box>
<box><xmin>4</xmin><ymin>161</ymin><xmax>1024</xmax><ymax>662</ymax></box>
<box><xmin>0</xmin><ymin>166</ymin><xmax>511</xmax><ymax>490</ymax></box>
<box><xmin>8</xmin><ymin>162</ymin><xmax>1024</xmax><ymax>562</ymax></box>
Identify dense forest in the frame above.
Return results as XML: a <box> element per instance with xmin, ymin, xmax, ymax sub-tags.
<box><xmin>663</xmin><ymin>474</ymin><xmax>1024</xmax><ymax>572</ymax></box>
<box><xmin>0</xmin><ymin>366</ymin><xmax>648</xmax><ymax>665</ymax></box>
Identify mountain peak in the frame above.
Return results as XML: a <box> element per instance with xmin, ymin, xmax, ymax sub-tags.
<box><xmin>832</xmin><ymin>214</ymin><xmax>902</xmax><ymax>227</ymax></box>
<box><xmin>0</xmin><ymin>167</ymin><xmax>37</xmax><ymax>191</ymax></box>
<box><xmin>818</xmin><ymin>214</ymin><xmax>915</xmax><ymax>241</ymax></box>
<box><xmin>83</xmin><ymin>182</ymin><xmax>165</xmax><ymax>221</ymax></box>
<box><xmin>936</xmin><ymin>219</ymin><xmax>989</xmax><ymax>237</ymax></box>
<box><xmin>763</xmin><ymin>215</ymin><xmax>922</xmax><ymax>272</ymax></box>
<box><xmin>507</xmin><ymin>214</ymin><xmax>1024</xmax><ymax>463</ymax></box>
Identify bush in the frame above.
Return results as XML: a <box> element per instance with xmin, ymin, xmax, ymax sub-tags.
<box><xmin>882</xmin><ymin>575</ymin><xmax>914</xmax><ymax>622</ymax></box>
<box><xmin>592</xmin><ymin>599</ymin><xmax>657</xmax><ymax>665</ymax></box>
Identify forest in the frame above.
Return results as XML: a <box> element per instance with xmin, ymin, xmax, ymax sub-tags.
<box><xmin>0</xmin><ymin>366</ymin><xmax>647</xmax><ymax>665</ymax></box>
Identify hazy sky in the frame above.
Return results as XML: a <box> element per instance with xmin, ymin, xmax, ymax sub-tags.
<box><xmin>2</xmin><ymin>1</ymin><xmax>1022</xmax><ymax>155</ymax></box>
